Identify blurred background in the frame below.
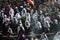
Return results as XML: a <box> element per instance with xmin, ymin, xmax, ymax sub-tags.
<box><xmin>0</xmin><ymin>0</ymin><xmax>60</xmax><ymax>40</ymax></box>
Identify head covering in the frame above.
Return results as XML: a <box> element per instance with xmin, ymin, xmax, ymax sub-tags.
<box><xmin>20</xmin><ymin>6</ymin><xmax>23</xmax><ymax>8</ymax></box>
<box><xmin>15</xmin><ymin>7</ymin><xmax>18</xmax><ymax>9</ymax></box>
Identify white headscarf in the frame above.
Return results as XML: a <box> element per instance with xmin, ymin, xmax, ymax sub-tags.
<box><xmin>15</xmin><ymin>13</ymin><xmax>21</xmax><ymax>20</ymax></box>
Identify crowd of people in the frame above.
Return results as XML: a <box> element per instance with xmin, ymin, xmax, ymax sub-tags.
<box><xmin>0</xmin><ymin>0</ymin><xmax>60</xmax><ymax>40</ymax></box>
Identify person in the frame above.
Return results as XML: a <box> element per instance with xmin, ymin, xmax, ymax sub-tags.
<box><xmin>7</xmin><ymin>27</ymin><xmax>13</xmax><ymax>36</ymax></box>
<box><xmin>14</xmin><ymin>7</ymin><xmax>20</xmax><ymax>15</ymax></box>
<box><xmin>42</xmin><ymin>16</ymin><xmax>50</xmax><ymax>32</ymax></box>
<box><xmin>40</xmin><ymin>32</ymin><xmax>49</xmax><ymax>40</ymax></box>
<box><xmin>9</xmin><ymin>5</ymin><xmax>14</xmax><ymax>17</ymax></box>
<box><xmin>21</xmin><ymin>7</ymin><xmax>27</xmax><ymax>17</ymax></box>
<box><xmin>17</xmin><ymin>20</ymin><xmax>25</xmax><ymax>40</ymax></box>
<box><xmin>44</xmin><ymin>15</ymin><xmax>52</xmax><ymax>25</ymax></box>
<box><xmin>34</xmin><ymin>21</ymin><xmax>42</xmax><ymax>34</ymax></box>
<box><xmin>15</xmin><ymin>12</ymin><xmax>21</xmax><ymax>23</ymax></box>
<box><xmin>3</xmin><ymin>15</ymin><xmax>7</xmax><ymax>24</ymax></box>
<box><xmin>26</xmin><ymin>12</ymin><xmax>31</xmax><ymax>22</ymax></box>
<box><xmin>32</xmin><ymin>10</ymin><xmax>38</xmax><ymax>23</ymax></box>
<box><xmin>17</xmin><ymin>19</ymin><xmax>25</xmax><ymax>34</ymax></box>
<box><xmin>35</xmin><ymin>21</ymin><xmax>42</xmax><ymax>30</ymax></box>
<box><xmin>2</xmin><ymin>18</ymin><xmax>11</xmax><ymax>35</ymax></box>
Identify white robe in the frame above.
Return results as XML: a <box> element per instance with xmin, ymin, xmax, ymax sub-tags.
<box><xmin>43</xmin><ymin>18</ymin><xmax>50</xmax><ymax>28</ymax></box>
<box><xmin>35</xmin><ymin>21</ymin><xmax>42</xmax><ymax>29</ymax></box>
<box><xmin>17</xmin><ymin>20</ymin><xmax>24</xmax><ymax>33</ymax></box>
<box><xmin>15</xmin><ymin>13</ymin><xmax>21</xmax><ymax>24</ymax></box>
<box><xmin>9</xmin><ymin>8</ymin><xmax>14</xmax><ymax>16</ymax></box>
<box><xmin>3</xmin><ymin>15</ymin><xmax>7</xmax><ymax>23</ymax></box>
<box><xmin>21</xmin><ymin>8</ymin><xmax>27</xmax><ymax>17</ymax></box>
<box><xmin>15</xmin><ymin>13</ymin><xmax>21</xmax><ymax>20</ymax></box>
<box><xmin>26</xmin><ymin>13</ymin><xmax>31</xmax><ymax>22</ymax></box>
<box><xmin>32</xmin><ymin>10</ymin><xmax>38</xmax><ymax>22</ymax></box>
<box><xmin>45</xmin><ymin>16</ymin><xmax>52</xmax><ymax>23</ymax></box>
